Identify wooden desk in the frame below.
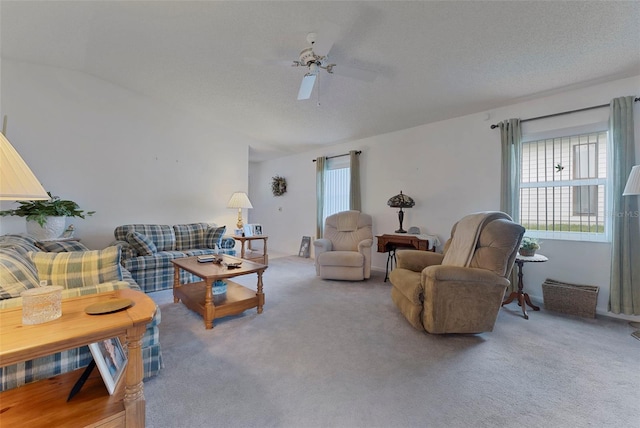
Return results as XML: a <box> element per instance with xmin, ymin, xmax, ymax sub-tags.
<box><xmin>233</xmin><ymin>235</ymin><xmax>268</xmax><ymax>265</ymax></box>
<box><xmin>0</xmin><ymin>288</ymin><xmax>156</xmax><ymax>427</ymax></box>
<box><xmin>502</xmin><ymin>253</ymin><xmax>547</xmax><ymax>319</ymax></box>
<box><xmin>376</xmin><ymin>234</ymin><xmax>434</xmax><ymax>281</ymax></box>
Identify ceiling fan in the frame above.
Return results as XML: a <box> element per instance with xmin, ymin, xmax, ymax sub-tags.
<box><xmin>292</xmin><ymin>32</ymin><xmax>336</xmax><ymax>100</ymax></box>
<box><xmin>290</xmin><ymin>29</ymin><xmax>377</xmax><ymax>101</ymax></box>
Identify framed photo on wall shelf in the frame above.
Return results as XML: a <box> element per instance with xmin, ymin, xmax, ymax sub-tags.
<box><xmin>89</xmin><ymin>337</ymin><xmax>128</xmax><ymax>395</ymax></box>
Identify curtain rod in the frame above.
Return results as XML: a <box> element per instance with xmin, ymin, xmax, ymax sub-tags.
<box><xmin>490</xmin><ymin>97</ymin><xmax>640</xmax><ymax>129</ymax></box>
<box><xmin>312</xmin><ymin>150</ymin><xmax>361</xmax><ymax>162</ymax></box>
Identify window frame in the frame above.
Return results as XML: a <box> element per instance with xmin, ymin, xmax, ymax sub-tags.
<box><xmin>519</xmin><ymin>122</ymin><xmax>610</xmax><ymax>243</ymax></box>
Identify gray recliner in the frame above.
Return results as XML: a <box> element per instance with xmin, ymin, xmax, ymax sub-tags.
<box><xmin>389</xmin><ymin>211</ymin><xmax>524</xmax><ymax>334</ymax></box>
<box><xmin>313</xmin><ymin>210</ymin><xmax>373</xmax><ymax>281</ymax></box>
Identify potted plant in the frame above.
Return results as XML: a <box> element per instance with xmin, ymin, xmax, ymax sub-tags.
<box><xmin>0</xmin><ymin>192</ymin><xmax>95</xmax><ymax>240</ymax></box>
<box><xmin>519</xmin><ymin>237</ymin><xmax>540</xmax><ymax>257</ymax></box>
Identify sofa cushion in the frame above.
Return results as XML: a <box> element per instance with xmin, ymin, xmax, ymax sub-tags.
<box><xmin>0</xmin><ymin>234</ymin><xmax>40</xmax><ymax>253</ymax></box>
<box><xmin>35</xmin><ymin>240</ymin><xmax>90</xmax><ymax>253</ymax></box>
<box><xmin>126</xmin><ymin>231</ymin><xmax>158</xmax><ymax>256</ymax></box>
<box><xmin>0</xmin><ymin>248</ymin><xmax>40</xmax><ymax>300</ymax></box>
<box><xmin>204</xmin><ymin>225</ymin><xmax>226</xmax><ymax>249</ymax></box>
<box><xmin>114</xmin><ymin>225</ymin><xmax>175</xmax><ymax>252</ymax></box>
<box><xmin>173</xmin><ymin>223</ymin><xmax>209</xmax><ymax>250</ymax></box>
<box><xmin>30</xmin><ymin>246</ymin><xmax>123</xmax><ymax>289</ymax></box>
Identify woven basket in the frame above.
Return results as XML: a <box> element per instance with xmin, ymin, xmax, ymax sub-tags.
<box><xmin>542</xmin><ymin>278</ymin><xmax>599</xmax><ymax>318</ymax></box>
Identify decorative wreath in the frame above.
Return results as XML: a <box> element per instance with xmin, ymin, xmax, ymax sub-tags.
<box><xmin>271</xmin><ymin>175</ymin><xmax>287</xmax><ymax>196</ymax></box>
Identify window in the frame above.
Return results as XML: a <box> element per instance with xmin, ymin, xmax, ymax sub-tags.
<box><xmin>519</xmin><ymin>130</ymin><xmax>608</xmax><ymax>241</ymax></box>
<box><xmin>322</xmin><ymin>156</ymin><xmax>350</xmax><ymax>221</ymax></box>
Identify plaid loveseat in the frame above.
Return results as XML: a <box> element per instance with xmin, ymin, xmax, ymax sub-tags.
<box><xmin>0</xmin><ymin>234</ymin><xmax>163</xmax><ymax>391</ymax></box>
<box><xmin>111</xmin><ymin>223</ymin><xmax>236</xmax><ymax>293</ymax></box>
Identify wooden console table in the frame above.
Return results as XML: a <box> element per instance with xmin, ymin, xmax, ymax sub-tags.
<box><xmin>0</xmin><ymin>288</ymin><xmax>156</xmax><ymax>427</ymax></box>
<box><xmin>376</xmin><ymin>234</ymin><xmax>434</xmax><ymax>281</ymax></box>
<box><xmin>233</xmin><ymin>235</ymin><xmax>268</xmax><ymax>265</ymax></box>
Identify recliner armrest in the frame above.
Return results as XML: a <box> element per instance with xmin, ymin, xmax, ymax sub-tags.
<box><xmin>422</xmin><ymin>265</ymin><xmax>510</xmax><ymax>286</ymax></box>
<box><xmin>396</xmin><ymin>250</ymin><xmax>445</xmax><ymax>272</ymax></box>
<box><xmin>313</xmin><ymin>239</ymin><xmax>332</xmax><ymax>252</ymax></box>
<box><xmin>358</xmin><ymin>238</ymin><xmax>373</xmax><ymax>252</ymax></box>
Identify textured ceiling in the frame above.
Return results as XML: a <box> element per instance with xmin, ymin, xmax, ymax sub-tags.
<box><xmin>2</xmin><ymin>1</ymin><xmax>639</xmax><ymax>162</ymax></box>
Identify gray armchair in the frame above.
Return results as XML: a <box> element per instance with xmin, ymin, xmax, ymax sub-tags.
<box><xmin>313</xmin><ymin>210</ymin><xmax>373</xmax><ymax>281</ymax></box>
<box><xmin>389</xmin><ymin>212</ymin><xmax>524</xmax><ymax>334</ymax></box>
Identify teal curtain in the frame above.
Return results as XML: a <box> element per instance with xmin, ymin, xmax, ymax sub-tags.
<box><xmin>499</xmin><ymin>118</ymin><xmax>521</xmax><ymax>292</ymax></box>
<box><xmin>609</xmin><ymin>96</ymin><xmax>640</xmax><ymax>315</ymax></box>
<box><xmin>500</xmin><ymin>119</ymin><xmax>521</xmax><ymax>220</ymax></box>
<box><xmin>349</xmin><ymin>150</ymin><xmax>361</xmax><ymax>211</ymax></box>
<box><xmin>315</xmin><ymin>156</ymin><xmax>326</xmax><ymax>239</ymax></box>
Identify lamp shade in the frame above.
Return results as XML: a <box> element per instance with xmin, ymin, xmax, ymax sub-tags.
<box><xmin>387</xmin><ymin>191</ymin><xmax>415</xmax><ymax>208</ymax></box>
<box><xmin>623</xmin><ymin>165</ymin><xmax>640</xmax><ymax>196</ymax></box>
<box><xmin>227</xmin><ymin>192</ymin><xmax>253</xmax><ymax>209</ymax></box>
<box><xmin>0</xmin><ymin>132</ymin><xmax>48</xmax><ymax>200</ymax></box>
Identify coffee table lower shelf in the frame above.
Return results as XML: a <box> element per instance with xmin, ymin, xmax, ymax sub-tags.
<box><xmin>173</xmin><ymin>280</ymin><xmax>262</xmax><ymax>329</ymax></box>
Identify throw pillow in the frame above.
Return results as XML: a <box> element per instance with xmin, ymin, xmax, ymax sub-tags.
<box><xmin>126</xmin><ymin>231</ymin><xmax>157</xmax><ymax>256</ymax></box>
<box><xmin>0</xmin><ymin>248</ymin><xmax>40</xmax><ymax>300</ymax></box>
<box><xmin>36</xmin><ymin>240</ymin><xmax>90</xmax><ymax>253</ymax></box>
<box><xmin>204</xmin><ymin>226</ymin><xmax>226</xmax><ymax>249</ymax></box>
<box><xmin>30</xmin><ymin>246</ymin><xmax>123</xmax><ymax>289</ymax></box>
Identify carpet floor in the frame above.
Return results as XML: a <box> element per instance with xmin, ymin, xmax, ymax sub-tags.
<box><xmin>144</xmin><ymin>256</ymin><xmax>639</xmax><ymax>428</ymax></box>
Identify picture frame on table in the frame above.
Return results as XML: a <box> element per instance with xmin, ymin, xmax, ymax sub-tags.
<box><xmin>252</xmin><ymin>224</ymin><xmax>263</xmax><ymax>236</ymax></box>
<box><xmin>243</xmin><ymin>224</ymin><xmax>253</xmax><ymax>237</ymax></box>
<box><xmin>89</xmin><ymin>337</ymin><xmax>128</xmax><ymax>395</ymax></box>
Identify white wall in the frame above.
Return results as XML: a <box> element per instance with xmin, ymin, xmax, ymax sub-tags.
<box><xmin>0</xmin><ymin>60</ymin><xmax>258</xmax><ymax>249</ymax></box>
<box><xmin>250</xmin><ymin>75</ymin><xmax>640</xmax><ymax>321</ymax></box>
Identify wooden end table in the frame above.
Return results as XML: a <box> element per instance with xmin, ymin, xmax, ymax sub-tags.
<box><xmin>232</xmin><ymin>235</ymin><xmax>269</xmax><ymax>265</ymax></box>
<box><xmin>172</xmin><ymin>255</ymin><xmax>267</xmax><ymax>329</ymax></box>
<box><xmin>376</xmin><ymin>234</ymin><xmax>434</xmax><ymax>281</ymax></box>
<box><xmin>502</xmin><ymin>253</ymin><xmax>548</xmax><ymax>319</ymax></box>
<box><xmin>0</xmin><ymin>289</ymin><xmax>155</xmax><ymax>427</ymax></box>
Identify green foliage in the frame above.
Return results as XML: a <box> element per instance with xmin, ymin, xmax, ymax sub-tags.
<box><xmin>0</xmin><ymin>192</ymin><xmax>95</xmax><ymax>227</ymax></box>
<box><xmin>520</xmin><ymin>237</ymin><xmax>540</xmax><ymax>250</ymax></box>
<box><xmin>522</xmin><ymin>223</ymin><xmax>605</xmax><ymax>233</ymax></box>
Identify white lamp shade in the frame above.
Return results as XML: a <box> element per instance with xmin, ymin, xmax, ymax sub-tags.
<box><xmin>227</xmin><ymin>192</ymin><xmax>253</xmax><ymax>209</ymax></box>
<box><xmin>623</xmin><ymin>165</ymin><xmax>640</xmax><ymax>196</ymax></box>
<box><xmin>0</xmin><ymin>133</ymin><xmax>48</xmax><ymax>200</ymax></box>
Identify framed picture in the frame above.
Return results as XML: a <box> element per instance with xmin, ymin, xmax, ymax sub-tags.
<box><xmin>243</xmin><ymin>224</ymin><xmax>253</xmax><ymax>237</ymax></box>
<box><xmin>89</xmin><ymin>337</ymin><xmax>128</xmax><ymax>395</ymax></box>
<box><xmin>299</xmin><ymin>236</ymin><xmax>311</xmax><ymax>258</ymax></box>
<box><xmin>252</xmin><ymin>224</ymin><xmax>263</xmax><ymax>235</ymax></box>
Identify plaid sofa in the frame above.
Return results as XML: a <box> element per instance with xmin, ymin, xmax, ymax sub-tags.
<box><xmin>111</xmin><ymin>223</ymin><xmax>236</xmax><ymax>293</ymax></box>
<box><xmin>0</xmin><ymin>234</ymin><xmax>163</xmax><ymax>391</ymax></box>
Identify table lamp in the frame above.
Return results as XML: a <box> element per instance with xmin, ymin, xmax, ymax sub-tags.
<box><xmin>622</xmin><ymin>165</ymin><xmax>640</xmax><ymax>196</ymax></box>
<box><xmin>0</xmin><ymin>129</ymin><xmax>48</xmax><ymax>201</ymax></box>
<box><xmin>227</xmin><ymin>191</ymin><xmax>253</xmax><ymax>229</ymax></box>
<box><xmin>622</xmin><ymin>165</ymin><xmax>640</xmax><ymax>337</ymax></box>
<box><xmin>387</xmin><ymin>191</ymin><xmax>415</xmax><ymax>233</ymax></box>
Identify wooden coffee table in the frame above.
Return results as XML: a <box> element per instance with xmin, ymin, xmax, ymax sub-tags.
<box><xmin>172</xmin><ymin>255</ymin><xmax>267</xmax><ymax>329</ymax></box>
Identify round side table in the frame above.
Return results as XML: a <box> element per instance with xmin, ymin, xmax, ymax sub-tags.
<box><xmin>502</xmin><ymin>253</ymin><xmax>548</xmax><ymax>319</ymax></box>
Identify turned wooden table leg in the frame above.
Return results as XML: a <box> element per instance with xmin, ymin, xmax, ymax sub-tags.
<box><xmin>256</xmin><ymin>270</ymin><xmax>264</xmax><ymax>314</ymax></box>
<box><xmin>204</xmin><ymin>279</ymin><xmax>215</xmax><ymax>329</ymax></box>
<box><xmin>124</xmin><ymin>324</ymin><xmax>146</xmax><ymax>428</ymax></box>
<box><xmin>173</xmin><ymin>266</ymin><xmax>181</xmax><ymax>303</ymax></box>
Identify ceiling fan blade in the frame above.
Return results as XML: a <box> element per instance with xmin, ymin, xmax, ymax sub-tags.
<box><xmin>297</xmin><ymin>73</ymin><xmax>317</xmax><ymax>100</ymax></box>
<box><xmin>331</xmin><ymin>64</ymin><xmax>378</xmax><ymax>82</ymax></box>
<box><xmin>313</xmin><ymin>22</ymin><xmax>340</xmax><ymax>56</ymax></box>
